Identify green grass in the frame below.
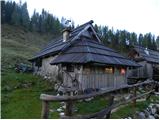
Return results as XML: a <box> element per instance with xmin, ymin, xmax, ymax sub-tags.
<box><xmin>75</xmin><ymin>97</ymin><xmax>108</xmax><ymax>115</ymax></box>
<box><xmin>2</xmin><ymin>89</ymin><xmax>42</xmax><ymax>118</ymax></box>
<box><xmin>1</xmin><ymin>70</ymin><xmax>57</xmax><ymax>119</ymax></box>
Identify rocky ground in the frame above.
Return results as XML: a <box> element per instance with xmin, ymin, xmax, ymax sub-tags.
<box><xmin>124</xmin><ymin>92</ymin><xmax>159</xmax><ymax>119</ymax></box>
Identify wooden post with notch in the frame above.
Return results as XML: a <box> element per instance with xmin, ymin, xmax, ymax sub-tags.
<box><xmin>146</xmin><ymin>83</ymin><xmax>154</xmax><ymax>100</ymax></box>
<box><xmin>105</xmin><ymin>95</ymin><xmax>114</xmax><ymax>118</ymax></box>
<box><xmin>41</xmin><ymin>101</ymin><xmax>49</xmax><ymax>119</ymax></box>
<box><xmin>65</xmin><ymin>100</ymin><xmax>73</xmax><ymax>116</ymax></box>
<box><xmin>133</xmin><ymin>86</ymin><xmax>136</xmax><ymax>107</ymax></box>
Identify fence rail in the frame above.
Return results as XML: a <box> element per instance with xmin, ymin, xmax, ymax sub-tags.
<box><xmin>40</xmin><ymin>80</ymin><xmax>156</xmax><ymax>119</ymax></box>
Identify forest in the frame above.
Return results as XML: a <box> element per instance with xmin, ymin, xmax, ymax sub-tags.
<box><xmin>1</xmin><ymin>1</ymin><xmax>159</xmax><ymax>52</ymax></box>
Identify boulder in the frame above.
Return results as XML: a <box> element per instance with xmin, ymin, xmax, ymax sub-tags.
<box><xmin>57</xmin><ymin>107</ymin><xmax>63</xmax><ymax>112</ymax></box>
<box><xmin>137</xmin><ymin>112</ymin><xmax>146</xmax><ymax>119</ymax></box>
<box><xmin>143</xmin><ymin>109</ymin><xmax>150</xmax><ymax>117</ymax></box>
<box><xmin>148</xmin><ymin>115</ymin><xmax>155</xmax><ymax>119</ymax></box>
<box><xmin>154</xmin><ymin>114</ymin><xmax>159</xmax><ymax>119</ymax></box>
<box><xmin>59</xmin><ymin>112</ymin><xmax>65</xmax><ymax>116</ymax></box>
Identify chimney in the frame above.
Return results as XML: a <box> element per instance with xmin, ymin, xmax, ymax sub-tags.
<box><xmin>62</xmin><ymin>28</ymin><xmax>71</xmax><ymax>42</ymax></box>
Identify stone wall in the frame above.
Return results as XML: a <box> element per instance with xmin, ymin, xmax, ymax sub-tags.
<box><xmin>33</xmin><ymin>56</ymin><xmax>59</xmax><ymax>81</ymax></box>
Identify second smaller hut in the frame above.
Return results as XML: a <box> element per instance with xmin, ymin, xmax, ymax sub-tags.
<box><xmin>128</xmin><ymin>45</ymin><xmax>159</xmax><ymax>80</ymax></box>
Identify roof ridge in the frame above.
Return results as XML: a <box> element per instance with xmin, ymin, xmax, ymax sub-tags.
<box><xmin>71</xmin><ymin>20</ymin><xmax>94</xmax><ymax>34</ymax></box>
<box><xmin>134</xmin><ymin>45</ymin><xmax>158</xmax><ymax>52</ymax></box>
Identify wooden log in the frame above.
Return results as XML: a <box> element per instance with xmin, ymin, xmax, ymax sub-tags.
<box><xmin>105</xmin><ymin>95</ymin><xmax>114</xmax><ymax>118</ymax></box>
<box><xmin>41</xmin><ymin>101</ymin><xmax>49</xmax><ymax>119</ymax></box>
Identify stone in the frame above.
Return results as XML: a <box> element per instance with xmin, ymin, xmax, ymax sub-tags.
<box><xmin>62</xmin><ymin>105</ymin><xmax>66</xmax><ymax>109</ymax></box>
<box><xmin>85</xmin><ymin>97</ymin><xmax>94</xmax><ymax>102</ymax></box>
<box><xmin>149</xmin><ymin>103</ymin><xmax>154</xmax><ymax>108</ymax></box>
<box><xmin>49</xmin><ymin>109</ymin><xmax>56</xmax><ymax>112</ymax></box>
<box><xmin>137</xmin><ymin>112</ymin><xmax>146</xmax><ymax>119</ymax></box>
<box><xmin>154</xmin><ymin>114</ymin><xmax>159</xmax><ymax>119</ymax></box>
<box><xmin>147</xmin><ymin>107</ymin><xmax>152</xmax><ymax>113</ymax></box>
<box><xmin>151</xmin><ymin>107</ymin><xmax>157</xmax><ymax>115</ymax></box>
<box><xmin>143</xmin><ymin>109</ymin><xmax>150</xmax><ymax>117</ymax></box>
<box><xmin>57</xmin><ymin>108</ymin><xmax>63</xmax><ymax>112</ymax></box>
<box><xmin>59</xmin><ymin>112</ymin><xmax>65</xmax><ymax>116</ymax></box>
<box><xmin>148</xmin><ymin>115</ymin><xmax>155</xmax><ymax>119</ymax></box>
<box><xmin>60</xmin><ymin>102</ymin><xmax>65</xmax><ymax>106</ymax></box>
<box><xmin>124</xmin><ymin>95</ymin><xmax>130</xmax><ymax>100</ymax></box>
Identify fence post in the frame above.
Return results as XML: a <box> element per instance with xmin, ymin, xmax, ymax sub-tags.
<box><xmin>132</xmin><ymin>86</ymin><xmax>136</xmax><ymax>107</ymax></box>
<box><xmin>41</xmin><ymin>101</ymin><xmax>49</xmax><ymax>119</ymax></box>
<box><xmin>65</xmin><ymin>100</ymin><xmax>73</xmax><ymax>116</ymax></box>
<box><xmin>105</xmin><ymin>95</ymin><xmax>114</xmax><ymax>118</ymax></box>
<box><xmin>146</xmin><ymin>83</ymin><xmax>154</xmax><ymax>100</ymax></box>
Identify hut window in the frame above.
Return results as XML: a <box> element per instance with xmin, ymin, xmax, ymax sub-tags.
<box><xmin>105</xmin><ymin>67</ymin><xmax>113</xmax><ymax>74</ymax></box>
<box><xmin>66</xmin><ymin>65</ymin><xmax>74</xmax><ymax>72</ymax></box>
<box><xmin>35</xmin><ymin>59</ymin><xmax>42</xmax><ymax>67</ymax></box>
<box><xmin>120</xmin><ymin>68</ymin><xmax>126</xmax><ymax>75</ymax></box>
<box><xmin>84</xmin><ymin>68</ymin><xmax>90</xmax><ymax>74</ymax></box>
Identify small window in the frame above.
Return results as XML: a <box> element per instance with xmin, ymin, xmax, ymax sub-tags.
<box><xmin>105</xmin><ymin>67</ymin><xmax>114</xmax><ymax>74</ymax></box>
<box><xmin>120</xmin><ymin>68</ymin><xmax>126</xmax><ymax>75</ymax></box>
<box><xmin>66</xmin><ymin>65</ymin><xmax>74</xmax><ymax>72</ymax></box>
<box><xmin>35</xmin><ymin>59</ymin><xmax>42</xmax><ymax>67</ymax></box>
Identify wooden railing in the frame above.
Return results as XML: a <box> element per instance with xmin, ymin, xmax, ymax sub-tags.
<box><xmin>40</xmin><ymin>80</ymin><xmax>156</xmax><ymax>119</ymax></box>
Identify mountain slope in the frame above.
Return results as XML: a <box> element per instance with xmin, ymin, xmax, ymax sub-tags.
<box><xmin>1</xmin><ymin>24</ymin><xmax>55</xmax><ymax>70</ymax></box>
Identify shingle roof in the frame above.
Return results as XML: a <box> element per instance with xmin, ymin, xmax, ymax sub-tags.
<box><xmin>29</xmin><ymin>20</ymin><xmax>95</xmax><ymax>61</ymax></box>
<box><xmin>134</xmin><ymin>45</ymin><xmax>159</xmax><ymax>64</ymax></box>
<box><xmin>30</xmin><ymin>20</ymin><xmax>140</xmax><ymax>67</ymax></box>
<box><xmin>50</xmin><ymin>37</ymin><xmax>140</xmax><ymax>67</ymax></box>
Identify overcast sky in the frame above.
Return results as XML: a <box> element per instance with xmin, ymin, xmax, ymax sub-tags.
<box><xmin>13</xmin><ymin>0</ymin><xmax>160</xmax><ymax>36</ymax></box>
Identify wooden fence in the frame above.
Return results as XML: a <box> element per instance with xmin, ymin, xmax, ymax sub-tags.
<box><xmin>40</xmin><ymin>80</ymin><xmax>156</xmax><ymax>119</ymax></box>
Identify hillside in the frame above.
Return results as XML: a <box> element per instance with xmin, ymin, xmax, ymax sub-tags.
<box><xmin>1</xmin><ymin>24</ymin><xmax>57</xmax><ymax>118</ymax></box>
<box><xmin>1</xmin><ymin>24</ymin><xmax>55</xmax><ymax>70</ymax></box>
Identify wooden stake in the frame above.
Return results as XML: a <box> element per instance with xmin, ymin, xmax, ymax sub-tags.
<box><xmin>132</xmin><ymin>87</ymin><xmax>136</xmax><ymax>107</ymax></box>
<box><xmin>41</xmin><ymin>101</ymin><xmax>49</xmax><ymax>119</ymax></box>
<box><xmin>65</xmin><ymin>100</ymin><xmax>73</xmax><ymax>116</ymax></box>
<box><xmin>105</xmin><ymin>95</ymin><xmax>114</xmax><ymax>118</ymax></box>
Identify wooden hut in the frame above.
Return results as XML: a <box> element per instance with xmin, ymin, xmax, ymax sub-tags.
<box><xmin>128</xmin><ymin>45</ymin><xmax>159</xmax><ymax>80</ymax></box>
<box><xmin>29</xmin><ymin>20</ymin><xmax>140</xmax><ymax>91</ymax></box>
